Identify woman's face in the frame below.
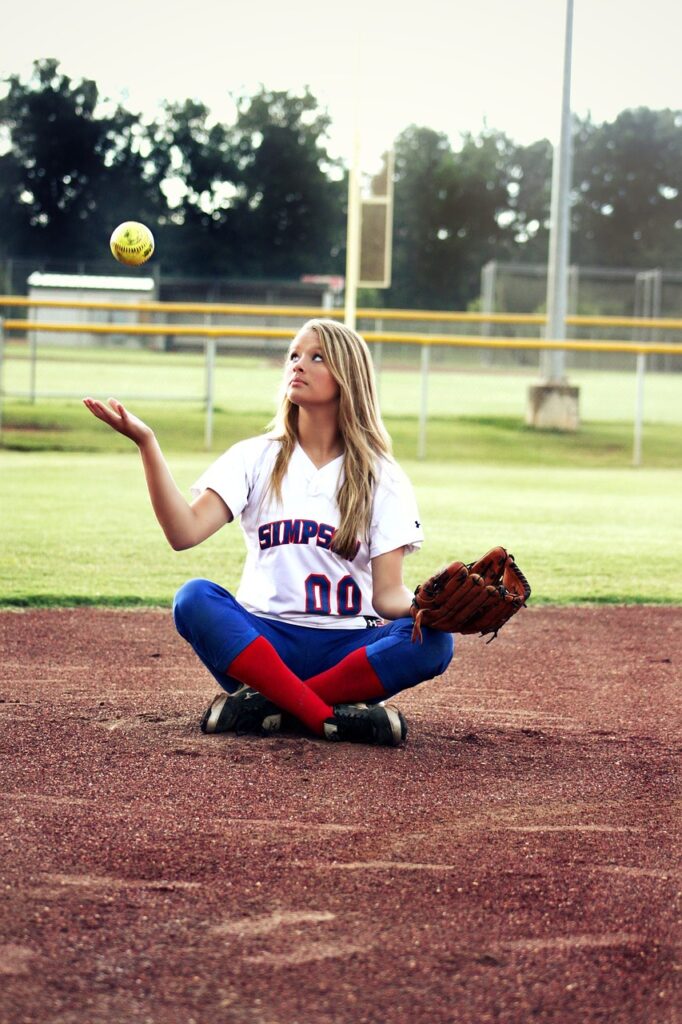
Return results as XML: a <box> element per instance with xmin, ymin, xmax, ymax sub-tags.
<box><xmin>285</xmin><ymin>328</ymin><xmax>340</xmax><ymax>409</ymax></box>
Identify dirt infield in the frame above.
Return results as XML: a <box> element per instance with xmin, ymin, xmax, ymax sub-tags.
<box><xmin>1</xmin><ymin>606</ymin><xmax>680</xmax><ymax>1024</ymax></box>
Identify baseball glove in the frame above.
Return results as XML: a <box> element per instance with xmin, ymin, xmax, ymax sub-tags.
<box><xmin>410</xmin><ymin>546</ymin><xmax>531</xmax><ymax>643</ymax></box>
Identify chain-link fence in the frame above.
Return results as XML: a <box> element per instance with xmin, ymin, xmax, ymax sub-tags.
<box><xmin>3</xmin><ymin>256</ymin><xmax>682</xmax><ymax>381</ymax></box>
<box><xmin>480</xmin><ymin>261</ymin><xmax>682</xmax><ymax>372</ymax></box>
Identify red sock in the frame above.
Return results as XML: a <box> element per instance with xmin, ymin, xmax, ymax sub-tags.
<box><xmin>227</xmin><ymin>636</ymin><xmax>332</xmax><ymax>736</ymax></box>
<box><xmin>304</xmin><ymin>647</ymin><xmax>388</xmax><ymax>705</ymax></box>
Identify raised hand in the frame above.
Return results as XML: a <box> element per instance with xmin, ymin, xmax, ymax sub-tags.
<box><xmin>82</xmin><ymin>397</ymin><xmax>154</xmax><ymax>447</ymax></box>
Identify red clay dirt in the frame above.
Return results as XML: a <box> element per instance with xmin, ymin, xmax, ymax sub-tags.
<box><xmin>0</xmin><ymin>606</ymin><xmax>680</xmax><ymax>1024</ymax></box>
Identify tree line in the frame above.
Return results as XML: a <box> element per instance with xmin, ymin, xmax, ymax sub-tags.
<box><xmin>1</xmin><ymin>58</ymin><xmax>681</xmax><ymax>309</ymax></box>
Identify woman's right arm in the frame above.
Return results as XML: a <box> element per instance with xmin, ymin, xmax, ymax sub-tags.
<box><xmin>83</xmin><ymin>397</ymin><xmax>232</xmax><ymax>550</ymax></box>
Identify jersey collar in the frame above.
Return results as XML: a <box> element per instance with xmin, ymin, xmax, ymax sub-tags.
<box><xmin>293</xmin><ymin>443</ymin><xmax>344</xmax><ymax>497</ymax></box>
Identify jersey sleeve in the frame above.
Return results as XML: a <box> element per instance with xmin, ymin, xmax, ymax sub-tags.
<box><xmin>190</xmin><ymin>437</ymin><xmax>267</xmax><ymax>518</ymax></box>
<box><xmin>369</xmin><ymin>461</ymin><xmax>424</xmax><ymax>559</ymax></box>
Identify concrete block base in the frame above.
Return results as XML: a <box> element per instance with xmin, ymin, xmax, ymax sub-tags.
<box><xmin>526</xmin><ymin>384</ymin><xmax>580</xmax><ymax>431</ymax></box>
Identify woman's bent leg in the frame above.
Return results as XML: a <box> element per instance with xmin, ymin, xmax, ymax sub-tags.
<box><xmin>173</xmin><ymin>578</ymin><xmax>264</xmax><ymax>693</ymax></box>
<box><xmin>364</xmin><ymin>619</ymin><xmax>454</xmax><ymax>696</ymax></box>
<box><xmin>173</xmin><ymin>578</ymin><xmax>333</xmax><ymax>734</ymax></box>
<box><xmin>303</xmin><ymin>619</ymin><xmax>454</xmax><ymax>703</ymax></box>
<box><xmin>173</xmin><ymin>583</ymin><xmax>417</xmax><ymax>745</ymax></box>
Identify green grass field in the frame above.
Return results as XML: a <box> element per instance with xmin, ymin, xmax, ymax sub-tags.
<box><xmin>2</xmin><ymin>344</ymin><xmax>682</xmax><ymax>466</ymax></box>
<box><xmin>2</xmin><ymin>346</ymin><xmax>681</xmax><ymax>607</ymax></box>
<box><xmin>2</xmin><ymin>451</ymin><xmax>681</xmax><ymax>607</ymax></box>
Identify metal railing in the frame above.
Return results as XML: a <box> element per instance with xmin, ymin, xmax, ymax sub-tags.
<box><xmin>1</xmin><ymin>311</ymin><xmax>680</xmax><ymax>463</ymax></box>
<box><xmin>2</xmin><ymin>294</ymin><xmax>682</xmax><ymax>331</ymax></box>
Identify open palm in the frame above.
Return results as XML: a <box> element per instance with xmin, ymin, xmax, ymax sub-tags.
<box><xmin>83</xmin><ymin>397</ymin><xmax>153</xmax><ymax>446</ymax></box>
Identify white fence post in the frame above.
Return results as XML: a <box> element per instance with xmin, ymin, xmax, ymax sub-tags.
<box><xmin>0</xmin><ymin>317</ymin><xmax>5</xmax><ymax>439</ymax></box>
<box><xmin>29</xmin><ymin>305</ymin><xmax>38</xmax><ymax>403</ymax></box>
<box><xmin>204</xmin><ymin>327</ymin><xmax>216</xmax><ymax>451</ymax></box>
<box><xmin>418</xmin><ymin>343</ymin><xmax>430</xmax><ymax>460</ymax></box>
<box><xmin>373</xmin><ymin>317</ymin><xmax>383</xmax><ymax>401</ymax></box>
<box><xmin>480</xmin><ymin>259</ymin><xmax>496</xmax><ymax>366</ymax></box>
<box><xmin>633</xmin><ymin>352</ymin><xmax>646</xmax><ymax>467</ymax></box>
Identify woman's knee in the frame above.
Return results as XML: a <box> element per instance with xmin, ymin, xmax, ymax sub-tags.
<box><xmin>421</xmin><ymin>627</ymin><xmax>455</xmax><ymax>676</ymax></box>
<box><xmin>386</xmin><ymin>618</ymin><xmax>454</xmax><ymax>674</ymax></box>
<box><xmin>374</xmin><ymin>618</ymin><xmax>455</xmax><ymax>685</ymax></box>
<box><xmin>173</xmin><ymin>578</ymin><xmax>223</xmax><ymax>635</ymax></box>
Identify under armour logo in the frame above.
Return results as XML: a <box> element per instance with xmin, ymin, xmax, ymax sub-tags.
<box><xmin>415</xmin><ymin>520</ymin><xmax>421</xmax><ymax>529</ymax></box>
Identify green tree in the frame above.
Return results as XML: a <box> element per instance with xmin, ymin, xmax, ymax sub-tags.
<box><xmin>0</xmin><ymin>64</ymin><xmax>345</xmax><ymax>281</ymax></box>
<box><xmin>505</xmin><ymin>108</ymin><xmax>682</xmax><ymax>273</ymax></box>
<box><xmin>571</xmin><ymin>108</ymin><xmax>682</xmax><ymax>268</ymax></box>
<box><xmin>0</xmin><ymin>58</ymin><xmax>161</xmax><ymax>260</ymax></box>
<box><xmin>135</xmin><ymin>86</ymin><xmax>346</xmax><ymax>278</ymax></box>
<box><xmin>507</xmin><ymin>138</ymin><xmax>553</xmax><ymax>263</ymax></box>
<box><xmin>386</xmin><ymin>125</ymin><xmax>514</xmax><ymax>309</ymax></box>
<box><xmin>228</xmin><ymin>87</ymin><xmax>346</xmax><ymax>278</ymax></box>
<box><xmin>144</xmin><ymin>98</ymin><xmax>239</xmax><ymax>274</ymax></box>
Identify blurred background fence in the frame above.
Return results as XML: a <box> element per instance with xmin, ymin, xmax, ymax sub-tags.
<box><xmin>1</xmin><ymin>295</ymin><xmax>681</xmax><ymax>462</ymax></box>
<box><xmin>3</xmin><ymin>255</ymin><xmax>682</xmax><ymax>374</ymax></box>
<box><xmin>480</xmin><ymin>261</ymin><xmax>682</xmax><ymax>372</ymax></box>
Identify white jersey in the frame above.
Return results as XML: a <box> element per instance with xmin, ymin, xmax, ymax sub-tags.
<box><xmin>191</xmin><ymin>435</ymin><xmax>424</xmax><ymax>629</ymax></box>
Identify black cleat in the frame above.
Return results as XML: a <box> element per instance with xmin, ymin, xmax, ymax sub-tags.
<box><xmin>323</xmin><ymin>703</ymin><xmax>407</xmax><ymax>746</ymax></box>
<box><xmin>200</xmin><ymin>685</ymin><xmax>283</xmax><ymax>736</ymax></box>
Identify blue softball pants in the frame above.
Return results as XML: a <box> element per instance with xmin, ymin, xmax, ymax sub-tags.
<box><xmin>173</xmin><ymin>578</ymin><xmax>454</xmax><ymax>698</ymax></box>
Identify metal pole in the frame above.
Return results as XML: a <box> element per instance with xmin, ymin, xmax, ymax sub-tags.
<box><xmin>651</xmin><ymin>269</ymin><xmax>663</xmax><ymax>369</ymax></box>
<box><xmin>633</xmin><ymin>352</ymin><xmax>645</xmax><ymax>467</ymax></box>
<box><xmin>0</xmin><ymin>317</ymin><xmax>5</xmax><ymax>440</ymax></box>
<box><xmin>567</xmin><ymin>264</ymin><xmax>579</xmax><ymax>315</ymax></box>
<box><xmin>644</xmin><ymin>271</ymin><xmax>653</xmax><ymax>325</ymax></box>
<box><xmin>373</xmin><ymin>318</ymin><xmax>383</xmax><ymax>402</ymax></box>
<box><xmin>29</xmin><ymin>305</ymin><xmax>38</xmax><ymax>403</ymax></box>
<box><xmin>634</xmin><ymin>272</ymin><xmax>644</xmax><ymax>319</ymax></box>
<box><xmin>542</xmin><ymin>0</ymin><xmax>574</xmax><ymax>383</ymax></box>
<box><xmin>204</xmin><ymin>328</ymin><xmax>216</xmax><ymax>451</ymax></box>
<box><xmin>344</xmin><ymin>40</ymin><xmax>362</xmax><ymax>331</ymax></box>
<box><xmin>480</xmin><ymin>260</ymin><xmax>496</xmax><ymax>366</ymax></box>
<box><xmin>418</xmin><ymin>344</ymin><xmax>430</xmax><ymax>460</ymax></box>
<box><xmin>566</xmin><ymin>263</ymin><xmax>579</xmax><ymax>368</ymax></box>
<box><xmin>344</xmin><ymin>150</ymin><xmax>361</xmax><ymax>331</ymax></box>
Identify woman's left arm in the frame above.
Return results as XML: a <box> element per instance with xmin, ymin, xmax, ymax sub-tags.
<box><xmin>371</xmin><ymin>547</ymin><xmax>414</xmax><ymax>621</ymax></box>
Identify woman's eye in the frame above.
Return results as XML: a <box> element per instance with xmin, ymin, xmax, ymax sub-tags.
<box><xmin>289</xmin><ymin>352</ymin><xmax>299</xmax><ymax>361</ymax></box>
<box><xmin>312</xmin><ymin>353</ymin><xmax>323</xmax><ymax>362</ymax></box>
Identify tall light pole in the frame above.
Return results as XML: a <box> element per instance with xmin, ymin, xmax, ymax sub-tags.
<box><xmin>344</xmin><ymin>39</ymin><xmax>362</xmax><ymax>331</ymax></box>
<box><xmin>527</xmin><ymin>0</ymin><xmax>579</xmax><ymax>430</ymax></box>
<box><xmin>543</xmin><ymin>0</ymin><xmax>574</xmax><ymax>383</ymax></box>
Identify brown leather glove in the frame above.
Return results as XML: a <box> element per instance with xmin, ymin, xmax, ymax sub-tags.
<box><xmin>410</xmin><ymin>546</ymin><xmax>531</xmax><ymax>643</ymax></box>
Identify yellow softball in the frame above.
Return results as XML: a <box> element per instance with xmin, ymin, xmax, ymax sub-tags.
<box><xmin>109</xmin><ymin>221</ymin><xmax>155</xmax><ymax>267</ymax></box>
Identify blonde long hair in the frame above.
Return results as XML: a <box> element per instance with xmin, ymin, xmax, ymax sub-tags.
<box><xmin>268</xmin><ymin>319</ymin><xmax>393</xmax><ymax>559</ymax></box>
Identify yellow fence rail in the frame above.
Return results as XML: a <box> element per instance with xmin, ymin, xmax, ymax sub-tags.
<box><xmin>3</xmin><ymin>319</ymin><xmax>682</xmax><ymax>357</ymax></box>
<box><xmin>2</xmin><ymin>294</ymin><xmax>682</xmax><ymax>331</ymax></box>
<box><xmin>1</xmin><ymin>312</ymin><xmax>680</xmax><ymax>463</ymax></box>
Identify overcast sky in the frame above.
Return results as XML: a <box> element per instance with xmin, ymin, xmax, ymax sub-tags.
<box><xmin>4</xmin><ymin>0</ymin><xmax>681</xmax><ymax>172</ymax></box>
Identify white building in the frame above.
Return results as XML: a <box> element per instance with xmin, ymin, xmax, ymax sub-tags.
<box><xmin>27</xmin><ymin>273</ymin><xmax>157</xmax><ymax>347</ymax></box>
